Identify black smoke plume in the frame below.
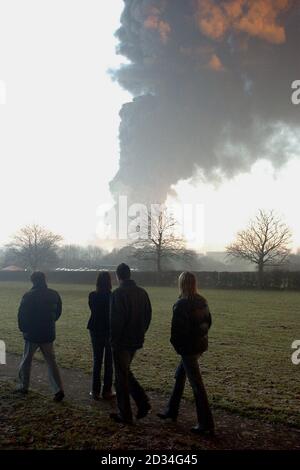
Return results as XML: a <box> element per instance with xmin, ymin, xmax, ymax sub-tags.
<box><xmin>110</xmin><ymin>0</ymin><xmax>300</xmax><ymax>204</ymax></box>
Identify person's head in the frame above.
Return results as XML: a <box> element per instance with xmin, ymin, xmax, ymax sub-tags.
<box><xmin>178</xmin><ymin>271</ymin><xmax>198</xmax><ymax>299</ymax></box>
<box><xmin>31</xmin><ymin>271</ymin><xmax>47</xmax><ymax>288</ymax></box>
<box><xmin>96</xmin><ymin>271</ymin><xmax>112</xmax><ymax>293</ymax></box>
<box><xmin>116</xmin><ymin>263</ymin><xmax>131</xmax><ymax>283</ymax></box>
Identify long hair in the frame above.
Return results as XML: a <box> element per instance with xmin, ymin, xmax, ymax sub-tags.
<box><xmin>178</xmin><ymin>271</ymin><xmax>198</xmax><ymax>299</ymax></box>
<box><xmin>96</xmin><ymin>271</ymin><xmax>112</xmax><ymax>293</ymax></box>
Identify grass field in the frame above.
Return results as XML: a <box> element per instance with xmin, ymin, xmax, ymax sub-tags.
<box><xmin>1</xmin><ymin>281</ymin><xmax>300</xmax><ymax>427</ymax></box>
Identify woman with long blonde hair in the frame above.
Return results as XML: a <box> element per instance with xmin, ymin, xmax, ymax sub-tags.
<box><xmin>157</xmin><ymin>272</ymin><xmax>215</xmax><ymax>436</ymax></box>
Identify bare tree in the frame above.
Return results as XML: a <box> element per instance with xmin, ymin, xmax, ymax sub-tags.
<box><xmin>8</xmin><ymin>224</ymin><xmax>63</xmax><ymax>271</ymax></box>
<box><xmin>226</xmin><ymin>210</ymin><xmax>292</xmax><ymax>288</ymax></box>
<box><xmin>131</xmin><ymin>206</ymin><xmax>189</xmax><ymax>272</ymax></box>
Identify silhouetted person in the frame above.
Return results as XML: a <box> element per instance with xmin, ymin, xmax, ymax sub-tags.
<box><xmin>110</xmin><ymin>263</ymin><xmax>152</xmax><ymax>424</ymax></box>
<box><xmin>17</xmin><ymin>272</ymin><xmax>64</xmax><ymax>401</ymax></box>
<box><xmin>158</xmin><ymin>271</ymin><xmax>215</xmax><ymax>436</ymax></box>
<box><xmin>88</xmin><ymin>271</ymin><xmax>115</xmax><ymax>400</ymax></box>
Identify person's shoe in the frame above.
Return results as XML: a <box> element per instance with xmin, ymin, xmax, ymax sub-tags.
<box><xmin>109</xmin><ymin>413</ymin><xmax>133</xmax><ymax>425</ymax></box>
<box><xmin>191</xmin><ymin>426</ymin><xmax>215</xmax><ymax>438</ymax></box>
<box><xmin>102</xmin><ymin>391</ymin><xmax>116</xmax><ymax>400</ymax></box>
<box><xmin>53</xmin><ymin>390</ymin><xmax>65</xmax><ymax>402</ymax></box>
<box><xmin>13</xmin><ymin>387</ymin><xmax>28</xmax><ymax>395</ymax></box>
<box><xmin>90</xmin><ymin>392</ymin><xmax>100</xmax><ymax>401</ymax></box>
<box><xmin>157</xmin><ymin>412</ymin><xmax>177</xmax><ymax>423</ymax></box>
<box><xmin>136</xmin><ymin>402</ymin><xmax>151</xmax><ymax>420</ymax></box>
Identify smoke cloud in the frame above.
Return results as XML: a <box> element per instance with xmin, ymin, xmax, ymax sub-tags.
<box><xmin>110</xmin><ymin>0</ymin><xmax>300</xmax><ymax>204</ymax></box>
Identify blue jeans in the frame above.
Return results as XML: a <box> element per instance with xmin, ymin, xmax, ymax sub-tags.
<box><xmin>18</xmin><ymin>341</ymin><xmax>63</xmax><ymax>394</ymax></box>
<box><xmin>90</xmin><ymin>332</ymin><xmax>113</xmax><ymax>396</ymax></box>
<box><xmin>166</xmin><ymin>354</ymin><xmax>214</xmax><ymax>430</ymax></box>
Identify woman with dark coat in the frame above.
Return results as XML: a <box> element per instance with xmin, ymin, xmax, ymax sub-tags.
<box><xmin>88</xmin><ymin>271</ymin><xmax>114</xmax><ymax>400</ymax></box>
<box><xmin>157</xmin><ymin>271</ymin><xmax>215</xmax><ymax>436</ymax></box>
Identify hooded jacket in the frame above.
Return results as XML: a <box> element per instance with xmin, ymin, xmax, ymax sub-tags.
<box><xmin>18</xmin><ymin>284</ymin><xmax>62</xmax><ymax>343</ymax></box>
<box><xmin>170</xmin><ymin>294</ymin><xmax>212</xmax><ymax>356</ymax></box>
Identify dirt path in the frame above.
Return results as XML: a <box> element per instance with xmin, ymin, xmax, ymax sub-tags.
<box><xmin>1</xmin><ymin>352</ymin><xmax>300</xmax><ymax>450</ymax></box>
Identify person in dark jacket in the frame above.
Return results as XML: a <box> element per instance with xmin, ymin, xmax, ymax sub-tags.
<box><xmin>109</xmin><ymin>263</ymin><xmax>152</xmax><ymax>425</ymax></box>
<box><xmin>88</xmin><ymin>271</ymin><xmax>114</xmax><ymax>400</ymax></box>
<box><xmin>17</xmin><ymin>272</ymin><xmax>64</xmax><ymax>402</ymax></box>
<box><xmin>158</xmin><ymin>271</ymin><xmax>215</xmax><ymax>436</ymax></box>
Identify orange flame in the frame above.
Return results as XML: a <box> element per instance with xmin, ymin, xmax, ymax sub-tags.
<box><xmin>196</xmin><ymin>0</ymin><xmax>291</xmax><ymax>44</ymax></box>
<box><xmin>208</xmin><ymin>53</ymin><xmax>225</xmax><ymax>71</ymax></box>
<box><xmin>144</xmin><ymin>7</ymin><xmax>171</xmax><ymax>44</ymax></box>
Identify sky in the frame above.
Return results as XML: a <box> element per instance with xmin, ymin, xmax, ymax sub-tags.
<box><xmin>0</xmin><ymin>0</ymin><xmax>300</xmax><ymax>253</ymax></box>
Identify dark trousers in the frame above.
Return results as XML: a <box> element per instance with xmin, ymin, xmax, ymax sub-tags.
<box><xmin>113</xmin><ymin>349</ymin><xmax>149</xmax><ymax>422</ymax></box>
<box><xmin>166</xmin><ymin>354</ymin><xmax>214</xmax><ymax>430</ymax></box>
<box><xmin>90</xmin><ymin>332</ymin><xmax>113</xmax><ymax>396</ymax></box>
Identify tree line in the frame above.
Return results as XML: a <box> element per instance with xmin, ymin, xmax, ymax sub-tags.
<box><xmin>0</xmin><ymin>224</ymin><xmax>220</xmax><ymax>273</ymax></box>
<box><xmin>1</xmin><ymin>210</ymin><xmax>299</xmax><ymax>288</ymax></box>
